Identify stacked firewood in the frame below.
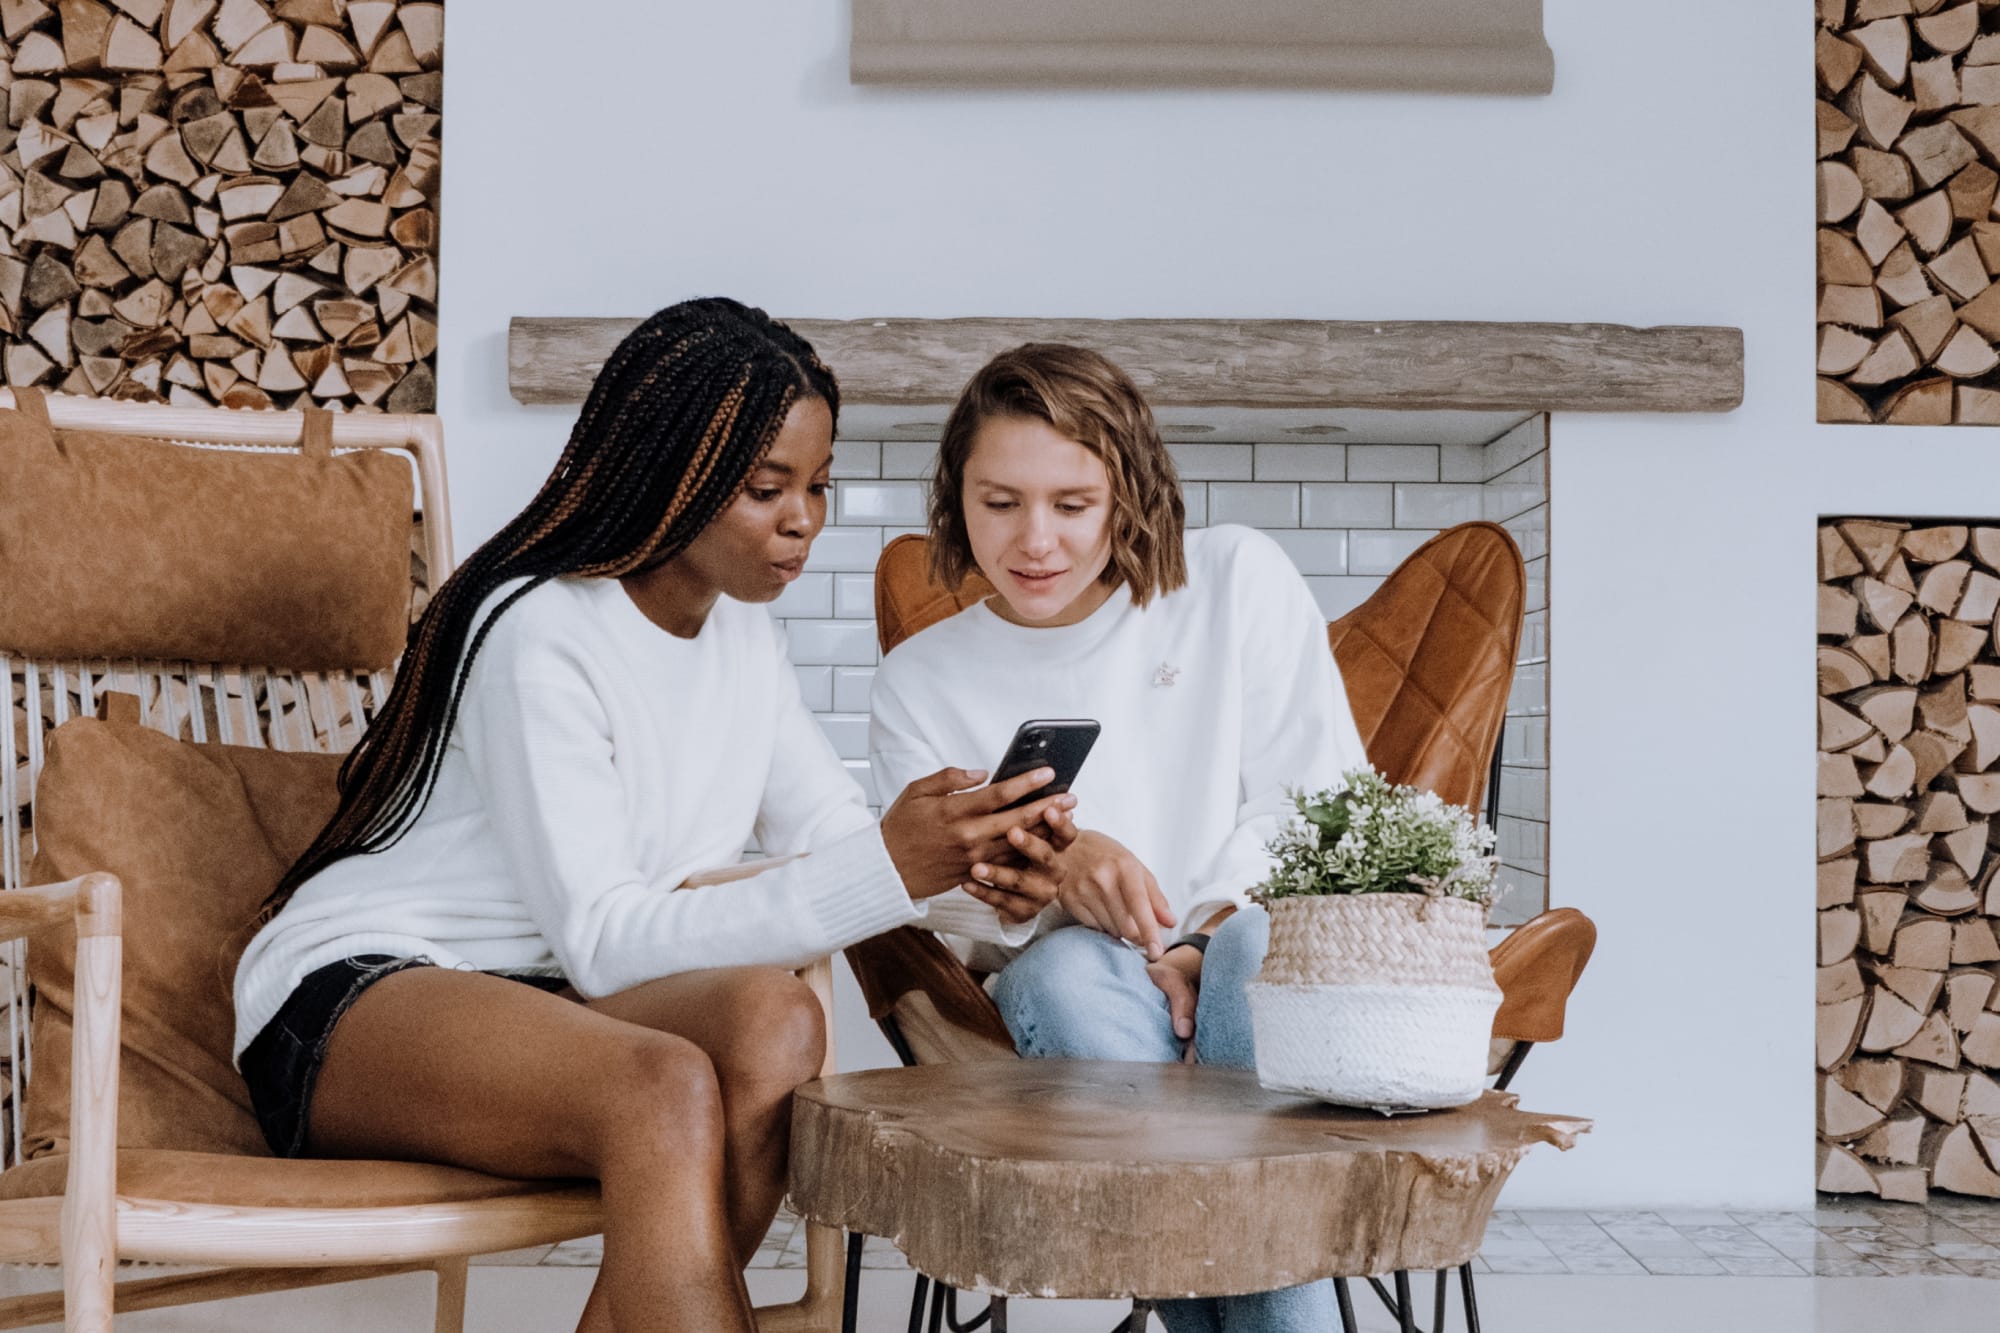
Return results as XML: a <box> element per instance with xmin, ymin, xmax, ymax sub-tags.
<box><xmin>1819</xmin><ymin>519</ymin><xmax>2000</xmax><ymax>1198</ymax></box>
<box><xmin>0</xmin><ymin>0</ymin><xmax>439</xmax><ymax>411</ymax></box>
<box><xmin>1815</xmin><ymin>0</ymin><xmax>2000</xmax><ymax>423</ymax></box>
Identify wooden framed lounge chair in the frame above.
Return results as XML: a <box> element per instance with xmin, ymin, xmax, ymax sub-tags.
<box><xmin>0</xmin><ymin>391</ymin><xmax>846</xmax><ymax>1332</ymax></box>
<box><xmin>849</xmin><ymin>520</ymin><xmax>1597</xmax><ymax>1332</ymax></box>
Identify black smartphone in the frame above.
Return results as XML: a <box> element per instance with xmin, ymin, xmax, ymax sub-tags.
<box><xmin>990</xmin><ymin>719</ymin><xmax>1100</xmax><ymax>811</ymax></box>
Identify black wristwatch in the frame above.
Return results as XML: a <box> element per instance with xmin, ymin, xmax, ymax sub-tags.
<box><xmin>1167</xmin><ymin>933</ymin><xmax>1211</xmax><ymax>957</ymax></box>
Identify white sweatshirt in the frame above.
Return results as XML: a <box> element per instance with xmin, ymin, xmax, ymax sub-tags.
<box><xmin>233</xmin><ymin>575</ymin><xmax>920</xmax><ymax>1060</ymax></box>
<box><xmin>869</xmin><ymin>524</ymin><xmax>1367</xmax><ymax>969</ymax></box>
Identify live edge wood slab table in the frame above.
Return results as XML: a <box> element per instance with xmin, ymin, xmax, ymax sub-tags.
<box><xmin>789</xmin><ymin>1060</ymin><xmax>1589</xmax><ymax>1332</ymax></box>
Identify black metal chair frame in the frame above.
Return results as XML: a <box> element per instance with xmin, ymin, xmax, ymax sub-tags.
<box><xmin>840</xmin><ymin>1229</ymin><xmax>1155</xmax><ymax>1333</ymax></box>
<box><xmin>839</xmin><ymin>732</ymin><xmax>1526</xmax><ymax>1333</ymax></box>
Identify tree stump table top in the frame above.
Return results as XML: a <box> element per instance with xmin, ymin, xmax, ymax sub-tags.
<box><xmin>789</xmin><ymin>1059</ymin><xmax>1589</xmax><ymax>1300</ymax></box>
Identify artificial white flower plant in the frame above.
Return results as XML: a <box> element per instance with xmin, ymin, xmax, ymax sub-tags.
<box><xmin>1255</xmin><ymin>767</ymin><xmax>1503</xmax><ymax>907</ymax></box>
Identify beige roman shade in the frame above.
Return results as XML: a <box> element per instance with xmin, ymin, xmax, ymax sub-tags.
<box><xmin>850</xmin><ymin>0</ymin><xmax>1553</xmax><ymax>95</ymax></box>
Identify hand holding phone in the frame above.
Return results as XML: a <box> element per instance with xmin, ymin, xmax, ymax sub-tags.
<box><xmin>966</xmin><ymin>802</ymin><xmax>1083</xmax><ymax>924</ymax></box>
<box><xmin>878</xmin><ymin>766</ymin><xmax>1078</xmax><ymax>900</ymax></box>
<box><xmin>989</xmin><ymin>719</ymin><xmax>1099</xmax><ymax>811</ymax></box>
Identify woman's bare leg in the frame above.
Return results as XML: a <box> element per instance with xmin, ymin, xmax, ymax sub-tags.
<box><xmin>579</xmin><ymin>966</ymin><xmax>826</xmax><ymax>1265</ymax></box>
<box><xmin>307</xmin><ymin>967</ymin><xmax>751</xmax><ymax>1333</ymax></box>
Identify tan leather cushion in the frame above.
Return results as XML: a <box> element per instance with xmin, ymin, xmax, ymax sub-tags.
<box><xmin>22</xmin><ymin>717</ymin><xmax>344</xmax><ymax>1160</ymax></box>
<box><xmin>890</xmin><ymin>992</ymin><xmax>1017</xmax><ymax>1066</ymax></box>
<box><xmin>0</xmin><ymin>1149</ymin><xmax>587</xmax><ymax>1208</ymax></box>
<box><xmin>0</xmin><ymin>392</ymin><xmax>414</xmax><ymax>671</ymax></box>
<box><xmin>1489</xmin><ymin>906</ymin><xmax>1596</xmax><ymax>1044</ymax></box>
<box><xmin>1326</xmin><ymin>521</ymin><xmax>1524</xmax><ymax>812</ymax></box>
<box><xmin>873</xmin><ymin>534</ymin><xmax>994</xmax><ymax>656</ymax></box>
<box><xmin>846</xmin><ymin>921</ymin><xmax>1017</xmax><ymax>1050</ymax></box>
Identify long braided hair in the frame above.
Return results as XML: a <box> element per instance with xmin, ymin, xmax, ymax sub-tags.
<box><xmin>261</xmin><ymin>297</ymin><xmax>839</xmax><ymax>920</ymax></box>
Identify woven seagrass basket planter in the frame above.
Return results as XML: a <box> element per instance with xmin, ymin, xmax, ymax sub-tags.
<box><xmin>1247</xmin><ymin>894</ymin><xmax>1501</xmax><ymax>1111</ymax></box>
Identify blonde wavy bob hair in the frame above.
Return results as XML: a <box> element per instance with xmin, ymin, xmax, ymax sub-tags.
<box><xmin>926</xmin><ymin>343</ymin><xmax>1187</xmax><ymax>607</ymax></box>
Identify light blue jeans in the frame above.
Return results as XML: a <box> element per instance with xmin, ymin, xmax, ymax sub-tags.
<box><xmin>989</xmin><ymin>908</ymin><xmax>1337</xmax><ymax>1333</ymax></box>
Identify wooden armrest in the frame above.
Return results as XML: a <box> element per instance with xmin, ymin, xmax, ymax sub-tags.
<box><xmin>679</xmin><ymin>854</ymin><xmax>803</xmax><ymax>888</ymax></box>
<box><xmin>3</xmin><ymin>873</ymin><xmax>122</xmax><ymax>943</ymax></box>
<box><xmin>53</xmin><ymin>873</ymin><xmax>122</xmax><ymax>1315</ymax></box>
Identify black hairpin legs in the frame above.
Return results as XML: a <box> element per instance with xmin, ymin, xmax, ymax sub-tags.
<box><xmin>1335</xmin><ymin>1277</ymin><xmax>1360</xmax><ymax>1333</ymax></box>
<box><xmin>1359</xmin><ymin>1265</ymin><xmax>1485</xmax><ymax>1333</ymax></box>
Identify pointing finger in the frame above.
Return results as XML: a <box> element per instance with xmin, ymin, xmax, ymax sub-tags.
<box><xmin>978</xmin><ymin>766</ymin><xmax>1057</xmax><ymax>810</ymax></box>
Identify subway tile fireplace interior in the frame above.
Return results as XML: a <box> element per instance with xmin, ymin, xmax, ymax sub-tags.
<box><xmin>774</xmin><ymin>412</ymin><xmax>1552</xmax><ymax>925</ymax></box>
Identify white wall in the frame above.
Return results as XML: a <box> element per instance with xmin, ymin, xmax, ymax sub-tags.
<box><xmin>434</xmin><ymin>1</ymin><xmax>2000</xmax><ymax>1208</ymax></box>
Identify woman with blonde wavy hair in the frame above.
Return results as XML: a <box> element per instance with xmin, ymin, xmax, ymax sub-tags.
<box><xmin>871</xmin><ymin>342</ymin><xmax>1366</xmax><ymax>1333</ymax></box>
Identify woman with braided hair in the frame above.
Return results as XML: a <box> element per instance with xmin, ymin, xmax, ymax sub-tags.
<box><xmin>233</xmin><ymin>298</ymin><xmax>1074</xmax><ymax>1332</ymax></box>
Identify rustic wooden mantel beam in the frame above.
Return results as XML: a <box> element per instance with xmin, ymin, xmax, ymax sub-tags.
<box><xmin>509</xmin><ymin>317</ymin><xmax>1744</xmax><ymax>414</ymax></box>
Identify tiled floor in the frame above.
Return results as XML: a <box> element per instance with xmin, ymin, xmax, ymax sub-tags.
<box><xmin>484</xmin><ymin>1196</ymin><xmax>2000</xmax><ymax>1281</ymax></box>
<box><xmin>1468</xmin><ymin>1199</ymin><xmax>2000</xmax><ymax>1279</ymax></box>
<box><xmin>22</xmin><ymin>1266</ymin><xmax>1996</xmax><ymax>1332</ymax></box>
<box><xmin>0</xmin><ymin>1203</ymin><xmax>1994</xmax><ymax>1330</ymax></box>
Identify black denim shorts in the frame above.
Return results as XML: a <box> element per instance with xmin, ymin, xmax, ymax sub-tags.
<box><xmin>239</xmin><ymin>954</ymin><xmax>572</xmax><ymax>1158</ymax></box>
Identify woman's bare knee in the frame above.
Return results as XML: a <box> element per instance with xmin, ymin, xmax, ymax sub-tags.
<box><xmin>580</xmin><ymin>966</ymin><xmax>827</xmax><ymax>1104</ymax></box>
<box><xmin>719</xmin><ymin>968</ymin><xmax>826</xmax><ymax>1091</ymax></box>
<box><xmin>582</xmin><ymin>1032</ymin><xmax>727</xmax><ymax>1166</ymax></box>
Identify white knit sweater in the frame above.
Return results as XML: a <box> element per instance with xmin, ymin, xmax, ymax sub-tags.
<box><xmin>233</xmin><ymin>576</ymin><xmax>919</xmax><ymax>1061</ymax></box>
<box><xmin>869</xmin><ymin>524</ymin><xmax>1367</xmax><ymax>969</ymax></box>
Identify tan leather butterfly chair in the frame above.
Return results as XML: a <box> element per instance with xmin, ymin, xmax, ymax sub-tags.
<box><xmin>850</xmin><ymin>521</ymin><xmax>1596</xmax><ymax>1081</ymax></box>
<box><xmin>0</xmin><ymin>392</ymin><xmax>844</xmax><ymax>1332</ymax></box>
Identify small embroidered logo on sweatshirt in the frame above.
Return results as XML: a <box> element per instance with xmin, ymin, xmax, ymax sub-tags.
<box><xmin>1153</xmin><ymin>662</ymin><xmax>1180</xmax><ymax>688</ymax></box>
